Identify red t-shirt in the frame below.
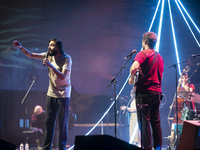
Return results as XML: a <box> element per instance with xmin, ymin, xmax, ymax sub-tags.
<box><xmin>179</xmin><ymin>84</ymin><xmax>195</xmax><ymax>93</ymax></box>
<box><xmin>134</xmin><ymin>49</ymin><xmax>164</xmax><ymax>93</ymax></box>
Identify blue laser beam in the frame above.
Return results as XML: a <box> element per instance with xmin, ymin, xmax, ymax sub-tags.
<box><xmin>155</xmin><ymin>0</ymin><xmax>165</xmax><ymax>53</ymax></box>
<box><xmin>129</xmin><ymin>123</ymin><xmax>139</xmax><ymax>144</ymax></box>
<box><xmin>168</xmin><ymin>0</ymin><xmax>181</xmax><ymax>75</ymax></box>
<box><xmin>148</xmin><ymin>0</ymin><xmax>162</xmax><ymax>32</ymax></box>
<box><xmin>175</xmin><ymin>0</ymin><xmax>200</xmax><ymax>48</ymax></box>
<box><xmin>177</xmin><ymin>0</ymin><xmax>200</xmax><ymax>34</ymax></box>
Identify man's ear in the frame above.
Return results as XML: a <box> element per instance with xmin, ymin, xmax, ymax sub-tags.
<box><xmin>144</xmin><ymin>40</ymin><xmax>147</xmax><ymax>45</ymax></box>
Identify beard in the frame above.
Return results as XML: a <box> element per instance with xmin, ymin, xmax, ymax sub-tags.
<box><xmin>49</xmin><ymin>49</ymin><xmax>58</xmax><ymax>56</ymax></box>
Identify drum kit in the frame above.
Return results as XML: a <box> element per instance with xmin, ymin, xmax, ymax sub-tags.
<box><xmin>168</xmin><ymin>90</ymin><xmax>200</xmax><ymax>149</ymax></box>
<box><xmin>177</xmin><ymin>91</ymin><xmax>200</xmax><ymax>120</ymax></box>
<box><xmin>165</xmin><ymin>61</ymin><xmax>200</xmax><ymax>149</ymax></box>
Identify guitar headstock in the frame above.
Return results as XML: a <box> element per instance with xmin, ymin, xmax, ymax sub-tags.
<box><xmin>183</xmin><ymin>65</ymin><xmax>190</xmax><ymax>74</ymax></box>
<box><xmin>183</xmin><ymin>61</ymin><xmax>191</xmax><ymax>74</ymax></box>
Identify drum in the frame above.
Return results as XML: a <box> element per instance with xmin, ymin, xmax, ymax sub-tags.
<box><xmin>170</xmin><ymin>123</ymin><xmax>183</xmax><ymax>147</ymax></box>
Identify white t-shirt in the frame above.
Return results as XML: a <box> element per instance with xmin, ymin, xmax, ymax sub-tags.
<box><xmin>46</xmin><ymin>53</ymin><xmax>72</xmax><ymax>98</ymax></box>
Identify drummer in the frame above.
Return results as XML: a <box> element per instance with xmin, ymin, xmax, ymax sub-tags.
<box><xmin>179</xmin><ymin>73</ymin><xmax>195</xmax><ymax>118</ymax></box>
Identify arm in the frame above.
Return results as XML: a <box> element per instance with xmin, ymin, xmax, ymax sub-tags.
<box><xmin>13</xmin><ymin>40</ymin><xmax>45</xmax><ymax>60</ymax></box>
<box><xmin>48</xmin><ymin>63</ymin><xmax>70</xmax><ymax>80</ymax></box>
<box><xmin>181</xmin><ymin>83</ymin><xmax>193</xmax><ymax>92</ymax></box>
<box><xmin>43</xmin><ymin>57</ymin><xmax>71</xmax><ymax>81</ymax></box>
<box><xmin>120</xmin><ymin>105</ymin><xmax>137</xmax><ymax>113</ymax></box>
<box><xmin>128</xmin><ymin>60</ymin><xmax>141</xmax><ymax>85</ymax></box>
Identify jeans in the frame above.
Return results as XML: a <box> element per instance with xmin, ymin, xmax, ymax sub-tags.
<box><xmin>136</xmin><ymin>91</ymin><xmax>162</xmax><ymax>150</ymax></box>
<box><xmin>43</xmin><ymin>96</ymin><xmax>70</xmax><ymax>150</ymax></box>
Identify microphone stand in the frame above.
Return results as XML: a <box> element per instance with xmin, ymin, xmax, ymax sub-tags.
<box><xmin>21</xmin><ymin>77</ymin><xmax>36</xmax><ymax>144</ymax></box>
<box><xmin>168</xmin><ymin>58</ymin><xmax>192</xmax><ymax>149</ymax></box>
<box><xmin>108</xmin><ymin>56</ymin><xmax>133</xmax><ymax>138</ymax></box>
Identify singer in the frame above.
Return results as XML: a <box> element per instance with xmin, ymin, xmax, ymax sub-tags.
<box><xmin>13</xmin><ymin>38</ymin><xmax>72</xmax><ymax>150</ymax></box>
<box><xmin>128</xmin><ymin>32</ymin><xmax>164</xmax><ymax>150</ymax></box>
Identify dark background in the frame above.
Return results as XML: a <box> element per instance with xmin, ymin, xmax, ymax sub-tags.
<box><xmin>0</xmin><ymin>0</ymin><xmax>200</xmax><ymax>147</ymax></box>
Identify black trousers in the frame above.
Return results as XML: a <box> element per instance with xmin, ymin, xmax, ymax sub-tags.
<box><xmin>43</xmin><ymin>96</ymin><xmax>70</xmax><ymax>150</ymax></box>
<box><xmin>136</xmin><ymin>91</ymin><xmax>162</xmax><ymax>150</ymax></box>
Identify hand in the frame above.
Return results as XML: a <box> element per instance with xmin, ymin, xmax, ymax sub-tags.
<box><xmin>128</xmin><ymin>77</ymin><xmax>134</xmax><ymax>85</ymax></box>
<box><xmin>13</xmin><ymin>40</ymin><xmax>23</xmax><ymax>48</ymax></box>
<box><xmin>43</xmin><ymin>58</ymin><xmax>51</xmax><ymax>67</ymax></box>
<box><xmin>178</xmin><ymin>77</ymin><xmax>183</xmax><ymax>83</ymax></box>
<box><xmin>120</xmin><ymin>105</ymin><xmax>126</xmax><ymax>111</ymax></box>
<box><xmin>181</xmin><ymin>82</ymin><xmax>186</xmax><ymax>87</ymax></box>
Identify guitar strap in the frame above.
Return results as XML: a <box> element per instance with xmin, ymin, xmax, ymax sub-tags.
<box><xmin>135</xmin><ymin>51</ymin><xmax>158</xmax><ymax>86</ymax></box>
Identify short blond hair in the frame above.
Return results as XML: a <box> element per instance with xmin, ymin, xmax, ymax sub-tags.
<box><xmin>34</xmin><ymin>105</ymin><xmax>42</xmax><ymax>114</ymax></box>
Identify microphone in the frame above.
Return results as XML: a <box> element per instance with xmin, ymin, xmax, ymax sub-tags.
<box><xmin>43</xmin><ymin>51</ymin><xmax>49</xmax><ymax>66</ymax></box>
<box><xmin>124</xmin><ymin>49</ymin><xmax>137</xmax><ymax>59</ymax></box>
<box><xmin>42</xmin><ymin>110</ymin><xmax>45</xmax><ymax>113</ymax></box>
<box><xmin>191</xmin><ymin>54</ymin><xmax>200</xmax><ymax>57</ymax></box>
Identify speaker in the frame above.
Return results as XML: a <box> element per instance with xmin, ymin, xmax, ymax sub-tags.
<box><xmin>74</xmin><ymin>134</ymin><xmax>142</xmax><ymax>150</ymax></box>
<box><xmin>178</xmin><ymin>120</ymin><xmax>200</xmax><ymax>150</ymax></box>
<box><xmin>0</xmin><ymin>139</ymin><xmax>16</xmax><ymax>150</ymax></box>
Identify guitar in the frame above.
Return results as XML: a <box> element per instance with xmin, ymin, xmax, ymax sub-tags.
<box><xmin>132</xmin><ymin>71</ymin><xmax>139</xmax><ymax>94</ymax></box>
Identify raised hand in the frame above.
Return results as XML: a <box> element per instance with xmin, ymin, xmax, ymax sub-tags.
<box><xmin>13</xmin><ymin>40</ymin><xmax>23</xmax><ymax>48</ymax></box>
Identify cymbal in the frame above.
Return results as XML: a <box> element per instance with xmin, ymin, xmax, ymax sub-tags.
<box><xmin>189</xmin><ymin>93</ymin><xmax>200</xmax><ymax>102</ymax></box>
<box><xmin>177</xmin><ymin>91</ymin><xmax>192</xmax><ymax>99</ymax></box>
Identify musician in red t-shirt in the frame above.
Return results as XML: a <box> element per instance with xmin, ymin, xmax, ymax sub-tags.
<box><xmin>129</xmin><ymin>32</ymin><xmax>164</xmax><ymax>150</ymax></box>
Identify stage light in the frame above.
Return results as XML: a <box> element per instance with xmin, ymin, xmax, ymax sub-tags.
<box><xmin>177</xmin><ymin>0</ymin><xmax>200</xmax><ymax>34</ymax></box>
<box><xmin>155</xmin><ymin>0</ymin><xmax>165</xmax><ymax>53</ymax></box>
<box><xmin>129</xmin><ymin>123</ymin><xmax>138</xmax><ymax>144</ymax></box>
<box><xmin>168</xmin><ymin>0</ymin><xmax>181</xmax><ymax>75</ymax></box>
<box><xmin>148</xmin><ymin>0</ymin><xmax>162</xmax><ymax>32</ymax></box>
<box><xmin>175</xmin><ymin>0</ymin><xmax>200</xmax><ymax>48</ymax></box>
